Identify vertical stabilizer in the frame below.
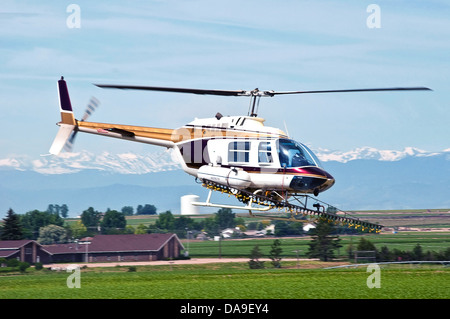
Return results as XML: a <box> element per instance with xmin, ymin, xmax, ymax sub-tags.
<box><xmin>57</xmin><ymin>76</ymin><xmax>76</xmax><ymax>125</ymax></box>
<box><xmin>50</xmin><ymin>76</ymin><xmax>76</xmax><ymax>155</ymax></box>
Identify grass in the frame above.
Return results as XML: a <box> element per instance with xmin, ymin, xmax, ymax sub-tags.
<box><xmin>186</xmin><ymin>232</ymin><xmax>450</xmax><ymax>258</ymax></box>
<box><xmin>52</xmin><ymin>213</ymin><xmax>450</xmax><ymax>301</ymax></box>
<box><xmin>0</xmin><ymin>262</ymin><xmax>448</xmax><ymax>299</ymax></box>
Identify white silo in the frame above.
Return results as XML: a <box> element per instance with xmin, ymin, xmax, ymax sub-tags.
<box><xmin>180</xmin><ymin>195</ymin><xmax>200</xmax><ymax>215</ymax></box>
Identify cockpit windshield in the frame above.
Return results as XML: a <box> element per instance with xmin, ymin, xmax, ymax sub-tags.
<box><xmin>277</xmin><ymin>139</ymin><xmax>322</xmax><ymax>168</ymax></box>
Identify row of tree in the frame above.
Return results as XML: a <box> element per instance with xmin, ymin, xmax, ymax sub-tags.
<box><xmin>0</xmin><ymin>206</ymin><xmax>244</xmax><ymax>244</ymax></box>
<box><xmin>248</xmin><ymin>220</ymin><xmax>347</xmax><ymax>268</ymax></box>
<box><xmin>0</xmin><ymin>207</ymin><xmax>130</xmax><ymax>243</ymax></box>
<box><xmin>248</xmin><ymin>221</ymin><xmax>450</xmax><ymax>267</ymax></box>
<box><xmin>121</xmin><ymin>204</ymin><xmax>157</xmax><ymax>215</ymax></box>
<box><xmin>44</xmin><ymin>203</ymin><xmax>159</xmax><ymax>219</ymax></box>
<box><xmin>83</xmin><ymin>204</ymin><xmax>158</xmax><ymax>217</ymax></box>
<box><xmin>3</xmin><ymin>207</ymin><xmax>449</xmax><ymax>262</ymax></box>
<box><xmin>249</xmin><ymin>239</ymin><xmax>283</xmax><ymax>269</ymax></box>
<box><xmin>138</xmin><ymin>208</ymin><xmax>243</xmax><ymax>239</ymax></box>
<box><xmin>349</xmin><ymin>236</ymin><xmax>450</xmax><ymax>262</ymax></box>
<box><xmin>46</xmin><ymin>204</ymin><xmax>69</xmax><ymax>218</ymax></box>
<box><xmin>1</xmin><ymin>201</ymin><xmax>359</xmax><ymax>243</ymax></box>
<box><xmin>79</xmin><ymin>206</ymin><xmax>242</xmax><ymax>238</ymax></box>
<box><xmin>0</xmin><ymin>208</ymin><xmax>65</xmax><ymax>241</ymax></box>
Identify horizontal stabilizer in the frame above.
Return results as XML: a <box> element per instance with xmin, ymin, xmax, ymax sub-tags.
<box><xmin>49</xmin><ymin>124</ymin><xmax>75</xmax><ymax>155</ymax></box>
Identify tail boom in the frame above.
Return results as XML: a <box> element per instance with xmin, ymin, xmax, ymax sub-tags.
<box><xmin>77</xmin><ymin>121</ymin><xmax>175</xmax><ymax>148</ymax></box>
<box><xmin>50</xmin><ymin>76</ymin><xmax>176</xmax><ymax>154</ymax></box>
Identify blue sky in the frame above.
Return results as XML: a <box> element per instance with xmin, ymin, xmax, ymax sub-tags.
<box><xmin>1</xmin><ymin>0</ymin><xmax>449</xmax><ymax>159</ymax></box>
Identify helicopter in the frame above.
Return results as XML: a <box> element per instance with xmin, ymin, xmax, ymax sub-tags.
<box><xmin>50</xmin><ymin>76</ymin><xmax>431</xmax><ymax>233</ymax></box>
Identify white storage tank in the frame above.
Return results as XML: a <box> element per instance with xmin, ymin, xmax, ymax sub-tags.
<box><xmin>180</xmin><ymin>195</ymin><xmax>200</xmax><ymax>215</ymax></box>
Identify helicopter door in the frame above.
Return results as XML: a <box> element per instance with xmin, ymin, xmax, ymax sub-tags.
<box><xmin>258</xmin><ymin>141</ymin><xmax>273</xmax><ymax>165</ymax></box>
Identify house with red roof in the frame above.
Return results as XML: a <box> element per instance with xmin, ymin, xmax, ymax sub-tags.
<box><xmin>0</xmin><ymin>239</ymin><xmax>48</xmax><ymax>264</ymax></box>
<box><xmin>0</xmin><ymin>233</ymin><xmax>184</xmax><ymax>264</ymax></box>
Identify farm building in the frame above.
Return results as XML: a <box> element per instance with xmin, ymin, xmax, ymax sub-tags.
<box><xmin>0</xmin><ymin>233</ymin><xmax>184</xmax><ymax>264</ymax></box>
<box><xmin>0</xmin><ymin>239</ymin><xmax>50</xmax><ymax>264</ymax></box>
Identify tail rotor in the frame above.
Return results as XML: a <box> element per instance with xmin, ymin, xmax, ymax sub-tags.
<box><xmin>63</xmin><ymin>97</ymin><xmax>100</xmax><ymax>152</ymax></box>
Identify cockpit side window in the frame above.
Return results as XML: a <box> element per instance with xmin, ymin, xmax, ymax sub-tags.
<box><xmin>277</xmin><ymin>139</ymin><xmax>321</xmax><ymax>168</ymax></box>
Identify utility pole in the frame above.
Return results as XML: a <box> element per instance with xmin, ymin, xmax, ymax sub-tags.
<box><xmin>215</xmin><ymin>235</ymin><xmax>222</xmax><ymax>259</ymax></box>
<box><xmin>292</xmin><ymin>249</ymin><xmax>302</xmax><ymax>269</ymax></box>
<box><xmin>185</xmin><ymin>228</ymin><xmax>190</xmax><ymax>257</ymax></box>
<box><xmin>79</xmin><ymin>240</ymin><xmax>91</xmax><ymax>263</ymax></box>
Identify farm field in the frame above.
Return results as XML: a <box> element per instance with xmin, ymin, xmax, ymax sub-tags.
<box><xmin>348</xmin><ymin>209</ymin><xmax>450</xmax><ymax>229</ymax></box>
<box><xmin>186</xmin><ymin>232</ymin><xmax>450</xmax><ymax>258</ymax></box>
<box><xmin>12</xmin><ymin>210</ymin><xmax>448</xmax><ymax>304</ymax></box>
<box><xmin>64</xmin><ymin>208</ymin><xmax>450</xmax><ymax>230</ymax></box>
<box><xmin>0</xmin><ymin>262</ymin><xmax>449</xmax><ymax>299</ymax></box>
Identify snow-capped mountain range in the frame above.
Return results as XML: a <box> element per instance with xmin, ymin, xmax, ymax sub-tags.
<box><xmin>0</xmin><ymin>147</ymin><xmax>448</xmax><ymax>175</ymax></box>
<box><xmin>0</xmin><ymin>150</ymin><xmax>181</xmax><ymax>174</ymax></box>
<box><xmin>316</xmin><ymin>146</ymin><xmax>449</xmax><ymax>163</ymax></box>
<box><xmin>0</xmin><ymin>146</ymin><xmax>448</xmax><ymax>216</ymax></box>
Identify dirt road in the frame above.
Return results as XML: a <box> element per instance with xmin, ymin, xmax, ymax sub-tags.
<box><xmin>49</xmin><ymin>258</ymin><xmax>304</xmax><ymax>270</ymax></box>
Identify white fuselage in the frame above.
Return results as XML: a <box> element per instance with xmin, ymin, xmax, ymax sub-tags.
<box><xmin>171</xmin><ymin>115</ymin><xmax>334</xmax><ymax>194</ymax></box>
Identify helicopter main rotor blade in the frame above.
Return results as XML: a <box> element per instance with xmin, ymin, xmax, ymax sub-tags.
<box><xmin>267</xmin><ymin>87</ymin><xmax>432</xmax><ymax>96</ymax></box>
<box><xmin>96</xmin><ymin>84</ymin><xmax>432</xmax><ymax>98</ymax></box>
<box><xmin>95</xmin><ymin>84</ymin><xmax>249</xmax><ymax>96</ymax></box>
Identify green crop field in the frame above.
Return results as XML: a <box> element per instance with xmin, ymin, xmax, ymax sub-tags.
<box><xmin>186</xmin><ymin>232</ymin><xmax>450</xmax><ymax>258</ymax></box>
<box><xmin>14</xmin><ymin>213</ymin><xmax>450</xmax><ymax>304</ymax></box>
<box><xmin>0</xmin><ymin>262</ymin><xmax>448</xmax><ymax>299</ymax></box>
